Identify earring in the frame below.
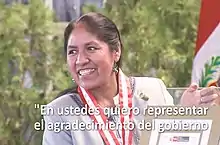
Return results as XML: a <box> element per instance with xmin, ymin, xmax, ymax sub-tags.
<box><xmin>112</xmin><ymin>61</ymin><xmax>119</xmax><ymax>73</ymax></box>
<box><xmin>72</xmin><ymin>79</ymin><xmax>75</xmax><ymax>83</ymax></box>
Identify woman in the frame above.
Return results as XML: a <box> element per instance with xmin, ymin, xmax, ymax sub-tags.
<box><xmin>42</xmin><ymin>12</ymin><xmax>220</xmax><ymax>145</ymax></box>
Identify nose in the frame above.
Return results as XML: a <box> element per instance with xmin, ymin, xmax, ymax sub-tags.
<box><xmin>75</xmin><ymin>52</ymin><xmax>89</xmax><ymax>65</ymax></box>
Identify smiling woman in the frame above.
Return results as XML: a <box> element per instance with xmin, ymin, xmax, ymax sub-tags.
<box><xmin>65</xmin><ymin>13</ymin><xmax>122</xmax><ymax>96</ymax></box>
<box><xmin>42</xmin><ymin>12</ymin><xmax>220</xmax><ymax>145</ymax></box>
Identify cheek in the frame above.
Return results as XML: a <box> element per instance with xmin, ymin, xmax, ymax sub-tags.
<box><xmin>97</xmin><ymin>58</ymin><xmax>113</xmax><ymax>75</ymax></box>
<box><xmin>67</xmin><ymin>57</ymin><xmax>77</xmax><ymax>75</ymax></box>
<box><xmin>95</xmin><ymin>51</ymin><xmax>115</xmax><ymax>75</ymax></box>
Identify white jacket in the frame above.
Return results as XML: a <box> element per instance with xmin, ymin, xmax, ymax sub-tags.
<box><xmin>42</xmin><ymin>77</ymin><xmax>174</xmax><ymax>145</ymax></box>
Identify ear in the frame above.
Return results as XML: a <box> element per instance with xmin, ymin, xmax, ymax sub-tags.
<box><xmin>113</xmin><ymin>47</ymin><xmax>121</xmax><ymax>62</ymax></box>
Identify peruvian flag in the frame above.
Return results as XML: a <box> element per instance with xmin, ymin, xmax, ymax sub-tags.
<box><xmin>191</xmin><ymin>0</ymin><xmax>220</xmax><ymax>87</ymax></box>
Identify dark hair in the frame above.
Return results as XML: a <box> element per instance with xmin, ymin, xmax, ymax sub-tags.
<box><xmin>64</xmin><ymin>12</ymin><xmax>123</xmax><ymax>67</ymax></box>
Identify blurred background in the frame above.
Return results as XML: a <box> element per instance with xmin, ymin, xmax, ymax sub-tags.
<box><xmin>0</xmin><ymin>0</ymin><xmax>216</xmax><ymax>144</ymax></box>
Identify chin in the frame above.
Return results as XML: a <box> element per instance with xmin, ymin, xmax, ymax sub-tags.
<box><xmin>78</xmin><ymin>81</ymin><xmax>99</xmax><ymax>90</ymax></box>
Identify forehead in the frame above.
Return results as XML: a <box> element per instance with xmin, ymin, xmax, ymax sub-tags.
<box><xmin>68</xmin><ymin>26</ymin><xmax>98</xmax><ymax>46</ymax></box>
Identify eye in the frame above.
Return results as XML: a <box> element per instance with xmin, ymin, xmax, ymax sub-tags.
<box><xmin>68</xmin><ymin>50</ymin><xmax>77</xmax><ymax>55</ymax></box>
<box><xmin>87</xmin><ymin>46</ymin><xmax>97</xmax><ymax>51</ymax></box>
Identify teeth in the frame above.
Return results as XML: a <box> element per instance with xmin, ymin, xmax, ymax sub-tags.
<box><xmin>79</xmin><ymin>69</ymin><xmax>95</xmax><ymax>76</ymax></box>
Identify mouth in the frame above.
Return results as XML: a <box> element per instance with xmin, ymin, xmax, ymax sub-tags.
<box><xmin>78</xmin><ymin>68</ymin><xmax>96</xmax><ymax>76</ymax></box>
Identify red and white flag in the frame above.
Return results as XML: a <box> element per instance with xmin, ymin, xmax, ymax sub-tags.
<box><xmin>191</xmin><ymin>0</ymin><xmax>220</xmax><ymax>87</ymax></box>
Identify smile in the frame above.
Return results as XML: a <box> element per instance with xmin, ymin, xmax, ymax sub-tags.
<box><xmin>78</xmin><ymin>68</ymin><xmax>95</xmax><ymax>76</ymax></box>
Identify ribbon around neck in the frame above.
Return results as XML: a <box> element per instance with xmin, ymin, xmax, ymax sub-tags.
<box><xmin>77</xmin><ymin>68</ymin><xmax>133</xmax><ymax>145</ymax></box>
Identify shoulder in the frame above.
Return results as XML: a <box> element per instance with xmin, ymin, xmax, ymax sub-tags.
<box><xmin>44</xmin><ymin>87</ymin><xmax>83</xmax><ymax>122</ymax></box>
<box><xmin>42</xmin><ymin>92</ymin><xmax>78</xmax><ymax>145</ymax></box>
<box><xmin>132</xmin><ymin>76</ymin><xmax>166</xmax><ymax>91</ymax></box>
<box><xmin>48</xmin><ymin>86</ymin><xmax>81</xmax><ymax>108</ymax></box>
<box><xmin>132</xmin><ymin>76</ymin><xmax>174</xmax><ymax>106</ymax></box>
<box><xmin>132</xmin><ymin>76</ymin><xmax>163</xmax><ymax>83</ymax></box>
<box><xmin>48</xmin><ymin>93</ymin><xmax>79</xmax><ymax>109</ymax></box>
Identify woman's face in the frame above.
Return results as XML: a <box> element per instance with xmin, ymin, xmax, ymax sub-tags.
<box><xmin>67</xmin><ymin>25</ymin><xmax>117</xmax><ymax>90</ymax></box>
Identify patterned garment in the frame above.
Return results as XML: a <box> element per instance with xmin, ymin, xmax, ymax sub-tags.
<box><xmin>70</xmin><ymin>77</ymin><xmax>140</xmax><ymax>145</ymax></box>
<box><xmin>42</xmin><ymin>77</ymin><xmax>174</xmax><ymax>145</ymax></box>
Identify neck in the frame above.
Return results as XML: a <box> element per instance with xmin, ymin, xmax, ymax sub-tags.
<box><xmin>89</xmin><ymin>73</ymin><xmax>118</xmax><ymax>108</ymax></box>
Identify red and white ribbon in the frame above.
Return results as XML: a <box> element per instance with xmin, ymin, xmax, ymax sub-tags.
<box><xmin>77</xmin><ymin>68</ymin><xmax>133</xmax><ymax>145</ymax></box>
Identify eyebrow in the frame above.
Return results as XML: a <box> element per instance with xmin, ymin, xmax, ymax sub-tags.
<box><xmin>67</xmin><ymin>41</ymin><xmax>99</xmax><ymax>49</ymax></box>
<box><xmin>67</xmin><ymin>45</ymin><xmax>77</xmax><ymax>49</ymax></box>
<box><xmin>85</xmin><ymin>41</ymin><xmax>98</xmax><ymax>46</ymax></box>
